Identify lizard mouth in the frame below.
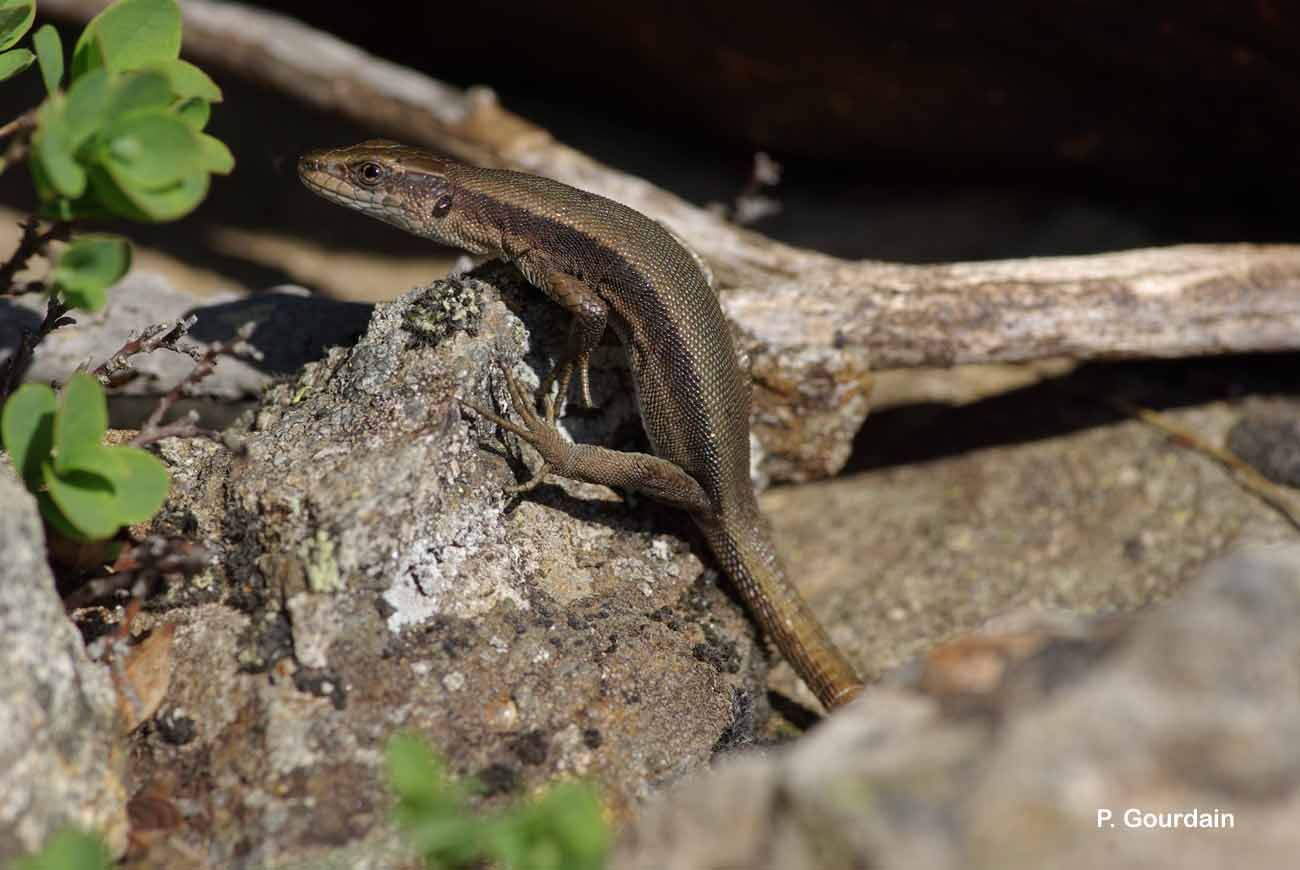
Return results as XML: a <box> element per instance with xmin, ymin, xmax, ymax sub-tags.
<box><xmin>297</xmin><ymin>153</ymin><xmax>360</xmax><ymax>206</ymax></box>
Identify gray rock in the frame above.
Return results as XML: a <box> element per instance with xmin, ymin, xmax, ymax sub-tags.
<box><xmin>123</xmin><ymin>267</ymin><xmax>767</xmax><ymax>866</ymax></box>
<box><xmin>0</xmin><ymin>463</ymin><xmax>127</xmax><ymax>861</ymax></box>
<box><xmin>1228</xmin><ymin>398</ymin><xmax>1300</xmax><ymax>488</ymax></box>
<box><xmin>615</xmin><ymin>543</ymin><xmax>1300</xmax><ymax>870</ymax></box>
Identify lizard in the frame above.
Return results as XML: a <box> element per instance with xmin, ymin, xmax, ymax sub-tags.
<box><xmin>298</xmin><ymin>140</ymin><xmax>863</xmax><ymax>710</ymax></box>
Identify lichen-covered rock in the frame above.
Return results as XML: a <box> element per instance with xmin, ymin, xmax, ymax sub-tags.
<box><xmin>127</xmin><ymin>267</ymin><xmax>767</xmax><ymax>866</ymax></box>
<box><xmin>0</xmin><ymin>463</ymin><xmax>127</xmax><ymax>861</ymax></box>
<box><xmin>615</xmin><ymin>543</ymin><xmax>1300</xmax><ymax>870</ymax></box>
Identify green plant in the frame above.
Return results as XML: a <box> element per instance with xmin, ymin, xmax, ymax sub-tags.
<box><xmin>0</xmin><ymin>0</ymin><xmax>234</xmax><ymax>544</ymax></box>
<box><xmin>8</xmin><ymin>827</ymin><xmax>111</xmax><ymax>870</ymax></box>
<box><xmin>386</xmin><ymin>734</ymin><xmax>609</xmax><ymax>870</ymax></box>
<box><xmin>29</xmin><ymin>0</ymin><xmax>233</xmax><ymax>225</ymax></box>
<box><xmin>0</xmin><ymin>0</ymin><xmax>36</xmax><ymax>82</ymax></box>
<box><xmin>2</xmin><ymin>372</ymin><xmax>168</xmax><ymax>541</ymax></box>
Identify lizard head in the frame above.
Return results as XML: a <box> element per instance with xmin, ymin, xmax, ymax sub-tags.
<box><xmin>298</xmin><ymin>140</ymin><xmax>468</xmax><ymax>244</ymax></box>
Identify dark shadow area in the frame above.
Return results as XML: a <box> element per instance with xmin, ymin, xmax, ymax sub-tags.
<box><xmin>5</xmin><ymin>5</ymin><xmax>1297</xmax><ymax>287</ymax></box>
<box><xmin>0</xmin><ymin>299</ymin><xmax>42</xmax><ymax>354</ymax></box>
<box><xmin>845</xmin><ymin>353</ymin><xmax>1300</xmax><ymax>474</ymax></box>
<box><xmin>184</xmin><ymin>293</ymin><xmax>374</xmax><ymax>376</ymax></box>
<box><xmin>766</xmin><ymin>691</ymin><xmax>823</xmax><ymax>732</ymax></box>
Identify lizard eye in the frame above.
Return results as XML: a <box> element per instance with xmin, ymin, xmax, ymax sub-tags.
<box><xmin>432</xmin><ymin>193</ymin><xmax>453</xmax><ymax>218</ymax></box>
<box><xmin>354</xmin><ymin>162</ymin><xmax>385</xmax><ymax>186</ymax></box>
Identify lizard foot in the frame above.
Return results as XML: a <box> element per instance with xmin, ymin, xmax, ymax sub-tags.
<box><xmin>460</xmin><ymin>363</ymin><xmax>572</xmax><ymax>494</ymax></box>
<box><xmin>539</xmin><ymin>351</ymin><xmax>594</xmax><ymax>423</ymax></box>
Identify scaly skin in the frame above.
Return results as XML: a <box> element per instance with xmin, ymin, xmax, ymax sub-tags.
<box><xmin>299</xmin><ymin>140</ymin><xmax>863</xmax><ymax>710</ymax></box>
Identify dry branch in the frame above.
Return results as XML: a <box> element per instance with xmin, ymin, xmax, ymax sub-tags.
<box><xmin>39</xmin><ymin>0</ymin><xmax>1300</xmax><ymax>371</ymax></box>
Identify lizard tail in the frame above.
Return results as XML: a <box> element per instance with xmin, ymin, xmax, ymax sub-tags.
<box><xmin>702</xmin><ymin>518</ymin><xmax>864</xmax><ymax>711</ymax></box>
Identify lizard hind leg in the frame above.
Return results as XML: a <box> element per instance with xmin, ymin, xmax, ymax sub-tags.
<box><xmin>460</xmin><ymin>361</ymin><xmax>714</xmax><ymax>514</ymax></box>
<box><xmin>459</xmin><ymin>364</ymin><xmax>557</xmax><ymax>494</ymax></box>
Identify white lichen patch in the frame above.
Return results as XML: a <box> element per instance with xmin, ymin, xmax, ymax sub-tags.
<box><xmin>286</xmin><ymin>592</ymin><xmax>343</xmax><ymax>670</ymax></box>
<box><xmin>381</xmin><ymin>505</ymin><xmax>527</xmax><ymax>633</ymax></box>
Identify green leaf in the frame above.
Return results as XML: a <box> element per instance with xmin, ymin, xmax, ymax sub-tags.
<box><xmin>1</xmin><ymin>382</ymin><xmax>56</xmax><ymax>489</ymax></box>
<box><xmin>0</xmin><ymin>46</ymin><xmax>32</xmax><ymax>81</ymax></box>
<box><xmin>11</xmin><ymin>826</ymin><xmax>112</xmax><ymax>870</ymax></box>
<box><xmin>101</xmin><ymin>445</ymin><xmax>169</xmax><ymax>523</ymax></box>
<box><xmin>153</xmin><ymin>57</ymin><xmax>220</xmax><ymax>101</ymax></box>
<box><xmin>53</xmin><ymin>372</ymin><xmax>110</xmax><ymax>475</ymax></box>
<box><xmin>197</xmin><ymin>133</ymin><xmax>234</xmax><ymax>174</ymax></box>
<box><xmin>33</xmin><ymin>24</ymin><xmax>63</xmax><ymax>94</ymax></box>
<box><xmin>386</xmin><ymin>733</ymin><xmax>444</xmax><ymax>805</ymax></box>
<box><xmin>102</xmin><ymin>111</ymin><xmax>202</xmax><ymax>189</ymax></box>
<box><xmin>42</xmin><ymin>461</ymin><xmax>119</xmax><ymax>540</ymax></box>
<box><xmin>58</xmin><ymin>68</ymin><xmax>111</xmax><ymax>151</ymax></box>
<box><xmin>52</xmin><ymin>236</ymin><xmax>131</xmax><ymax>312</ymax></box>
<box><xmin>0</xmin><ymin>0</ymin><xmax>34</xmax><ymax>53</ymax></box>
<box><xmin>89</xmin><ymin>163</ymin><xmax>208</xmax><ymax>222</ymax></box>
<box><xmin>71</xmin><ymin>0</ymin><xmax>181</xmax><ymax>78</ymax></box>
<box><xmin>36</xmin><ymin>489</ymin><xmax>87</xmax><ymax>541</ymax></box>
<box><xmin>175</xmin><ymin>97</ymin><xmax>209</xmax><ymax>130</ymax></box>
<box><xmin>495</xmin><ymin>783</ymin><xmax>608</xmax><ymax>870</ymax></box>
<box><xmin>104</xmin><ymin>69</ymin><xmax>171</xmax><ymax>118</ymax></box>
<box><xmin>32</xmin><ymin>105</ymin><xmax>87</xmax><ymax>198</ymax></box>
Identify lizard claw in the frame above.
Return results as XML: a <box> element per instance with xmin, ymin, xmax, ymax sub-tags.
<box><xmin>460</xmin><ymin>363</ymin><xmax>568</xmax><ymax>493</ymax></box>
<box><xmin>540</xmin><ymin>352</ymin><xmax>594</xmax><ymax>423</ymax></box>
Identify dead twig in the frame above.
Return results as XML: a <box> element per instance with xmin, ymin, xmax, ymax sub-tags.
<box><xmin>1111</xmin><ymin>398</ymin><xmax>1300</xmax><ymax>532</ymax></box>
<box><xmin>0</xmin><ymin>293</ymin><xmax>74</xmax><ymax>400</ymax></box>
<box><xmin>90</xmin><ymin>315</ymin><xmax>200</xmax><ymax>388</ymax></box>
<box><xmin>0</xmin><ymin>108</ymin><xmax>37</xmax><ymax>141</ymax></box>
<box><xmin>128</xmin><ymin>321</ymin><xmax>260</xmax><ymax>448</ymax></box>
<box><xmin>0</xmin><ymin>216</ymin><xmax>69</xmax><ymax>295</ymax></box>
<box><xmin>66</xmin><ymin>535</ymin><xmax>211</xmax><ymax>611</ymax></box>
<box><xmin>0</xmin><ymin>108</ymin><xmax>38</xmax><ymax>175</ymax></box>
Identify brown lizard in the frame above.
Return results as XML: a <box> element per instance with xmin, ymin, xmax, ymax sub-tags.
<box><xmin>298</xmin><ymin>140</ymin><xmax>863</xmax><ymax>710</ymax></box>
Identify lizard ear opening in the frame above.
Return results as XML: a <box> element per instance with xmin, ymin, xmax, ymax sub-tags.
<box><xmin>432</xmin><ymin>193</ymin><xmax>453</xmax><ymax>218</ymax></box>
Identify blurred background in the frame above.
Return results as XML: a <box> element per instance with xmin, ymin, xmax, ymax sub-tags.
<box><xmin>4</xmin><ymin>0</ymin><xmax>1298</xmax><ymax>288</ymax></box>
<box><xmin>269</xmin><ymin>0</ymin><xmax>1299</xmax><ymax>262</ymax></box>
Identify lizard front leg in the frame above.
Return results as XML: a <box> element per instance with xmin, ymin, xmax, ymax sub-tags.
<box><xmin>462</xmin><ymin>364</ymin><xmax>713</xmax><ymax>514</ymax></box>
<box><xmin>518</xmin><ymin>264</ymin><xmax>608</xmax><ymax>419</ymax></box>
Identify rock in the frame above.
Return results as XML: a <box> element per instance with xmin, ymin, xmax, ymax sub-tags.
<box><xmin>1227</xmin><ymin>398</ymin><xmax>1300</xmax><ymax>488</ymax></box>
<box><xmin>121</xmin><ymin>266</ymin><xmax>767</xmax><ymax>865</ymax></box>
<box><xmin>762</xmin><ymin>399</ymin><xmax>1296</xmax><ymax>698</ymax></box>
<box><xmin>0</xmin><ymin>463</ymin><xmax>127</xmax><ymax>862</ymax></box>
<box><xmin>614</xmin><ymin>543</ymin><xmax>1300</xmax><ymax>870</ymax></box>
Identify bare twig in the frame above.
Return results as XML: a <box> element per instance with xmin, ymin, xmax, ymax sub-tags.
<box><xmin>709</xmin><ymin>152</ymin><xmax>783</xmax><ymax>225</ymax></box>
<box><xmin>0</xmin><ymin>108</ymin><xmax>37</xmax><ymax>141</ymax></box>
<box><xmin>0</xmin><ymin>293</ymin><xmax>74</xmax><ymax>400</ymax></box>
<box><xmin>66</xmin><ymin>535</ymin><xmax>211</xmax><ymax>610</ymax></box>
<box><xmin>128</xmin><ymin>321</ymin><xmax>260</xmax><ymax>448</ymax></box>
<box><xmin>0</xmin><ymin>108</ymin><xmax>38</xmax><ymax>175</ymax></box>
<box><xmin>1112</xmin><ymin>398</ymin><xmax>1300</xmax><ymax>532</ymax></box>
<box><xmin>91</xmin><ymin>315</ymin><xmax>200</xmax><ymax>387</ymax></box>
<box><xmin>0</xmin><ymin>216</ymin><xmax>68</xmax><ymax>295</ymax></box>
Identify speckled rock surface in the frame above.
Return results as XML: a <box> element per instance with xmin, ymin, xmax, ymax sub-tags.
<box><xmin>761</xmin><ymin>400</ymin><xmax>1295</xmax><ymax>702</ymax></box>
<box><xmin>0</xmin><ymin>463</ymin><xmax>127</xmax><ymax>861</ymax></box>
<box><xmin>615</xmin><ymin>543</ymin><xmax>1300</xmax><ymax>870</ymax></box>
<box><xmin>123</xmin><ymin>267</ymin><xmax>767</xmax><ymax>867</ymax></box>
